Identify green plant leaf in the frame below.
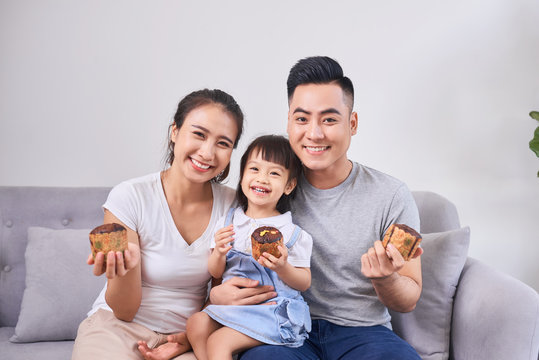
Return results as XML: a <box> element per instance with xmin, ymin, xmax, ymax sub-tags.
<box><xmin>531</xmin><ymin>111</ymin><xmax>539</xmax><ymax>121</ymax></box>
<box><xmin>530</xmin><ymin>126</ymin><xmax>539</xmax><ymax>157</ymax></box>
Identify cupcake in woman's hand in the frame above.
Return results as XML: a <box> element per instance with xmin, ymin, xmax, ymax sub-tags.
<box><xmin>89</xmin><ymin>223</ymin><xmax>128</xmax><ymax>262</ymax></box>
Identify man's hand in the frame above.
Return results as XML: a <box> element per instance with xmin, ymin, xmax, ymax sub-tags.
<box><xmin>87</xmin><ymin>242</ymin><xmax>141</xmax><ymax>279</ymax></box>
<box><xmin>361</xmin><ymin>241</ymin><xmax>421</xmax><ymax>279</ymax></box>
<box><xmin>210</xmin><ymin>277</ymin><xmax>277</xmax><ymax>306</ymax></box>
<box><xmin>137</xmin><ymin>332</ymin><xmax>190</xmax><ymax>360</ymax></box>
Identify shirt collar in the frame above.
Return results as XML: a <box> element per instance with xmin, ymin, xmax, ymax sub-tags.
<box><xmin>233</xmin><ymin>207</ymin><xmax>292</xmax><ymax>228</ymax></box>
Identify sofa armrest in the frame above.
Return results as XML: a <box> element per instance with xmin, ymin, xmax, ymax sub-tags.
<box><xmin>451</xmin><ymin>257</ymin><xmax>539</xmax><ymax>360</ymax></box>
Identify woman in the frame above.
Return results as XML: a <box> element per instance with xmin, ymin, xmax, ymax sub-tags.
<box><xmin>72</xmin><ymin>89</ymin><xmax>260</xmax><ymax>359</ymax></box>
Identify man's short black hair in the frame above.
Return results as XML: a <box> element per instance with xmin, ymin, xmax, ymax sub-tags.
<box><xmin>287</xmin><ymin>56</ymin><xmax>354</xmax><ymax>109</ymax></box>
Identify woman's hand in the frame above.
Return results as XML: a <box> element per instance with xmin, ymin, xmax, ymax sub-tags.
<box><xmin>137</xmin><ymin>332</ymin><xmax>191</xmax><ymax>360</ymax></box>
<box><xmin>210</xmin><ymin>277</ymin><xmax>277</xmax><ymax>306</ymax></box>
<box><xmin>87</xmin><ymin>242</ymin><xmax>141</xmax><ymax>279</ymax></box>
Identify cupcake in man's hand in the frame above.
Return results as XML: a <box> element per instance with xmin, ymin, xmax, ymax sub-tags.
<box><xmin>382</xmin><ymin>224</ymin><xmax>422</xmax><ymax>261</ymax></box>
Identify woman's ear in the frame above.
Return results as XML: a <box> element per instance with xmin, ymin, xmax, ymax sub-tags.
<box><xmin>170</xmin><ymin>124</ymin><xmax>178</xmax><ymax>143</ymax></box>
<box><xmin>284</xmin><ymin>178</ymin><xmax>297</xmax><ymax>195</ymax></box>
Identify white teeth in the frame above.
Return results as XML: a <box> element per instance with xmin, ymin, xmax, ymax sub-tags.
<box><xmin>306</xmin><ymin>146</ymin><xmax>328</xmax><ymax>152</ymax></box>
<box><xmin>252</xmin><ymin>187</ymin><xmax>269</xmax><ymax>193</ymax></box>
<box><xmin>192</xmin><ymin>158</ymin><xmax>210</xmax><ymax>169</ymax></box>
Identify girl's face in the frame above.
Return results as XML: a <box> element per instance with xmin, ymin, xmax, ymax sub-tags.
<box><xmin>171</xmin><ymin>104</ymin><xmax>238</xmax><ymax>184</ymax></box>
<box><xmin>240</xmin><ymin>151</ymin><xmax>296</xmax><ymax>215</ymax></box>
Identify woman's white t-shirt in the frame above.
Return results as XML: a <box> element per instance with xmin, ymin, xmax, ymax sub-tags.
<box><xmin>88</xmin><ymin>172</ymin><xmax>235</xmax><ymax>333</ymax></box>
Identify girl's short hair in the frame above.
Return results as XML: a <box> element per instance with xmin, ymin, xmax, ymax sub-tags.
<box><xmin>236</xmin><ymin>135</ymin><xmax>302</xmax><ymax>213</ymax></box>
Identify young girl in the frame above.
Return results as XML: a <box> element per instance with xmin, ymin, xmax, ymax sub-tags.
<box><xmin>186</xmin><ymin>134</ymin><xmax>313</xmax><ymax>360</ymax></box>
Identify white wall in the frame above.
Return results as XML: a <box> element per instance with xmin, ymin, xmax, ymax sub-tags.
<box><xmin>1</xmin><ymin>0</ymin><xmax>538</xmax><ymax>291</ymax></box>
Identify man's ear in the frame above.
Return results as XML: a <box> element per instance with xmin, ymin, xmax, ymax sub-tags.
<box><xmin>284</xmin><ymin>178</ymin><xmax>297</xmax><ymax>195</ymax></box>
<box><xmin>350</xmin><ymin>111</ymin><xmax>358</xmax><ymax>135</ymax></box>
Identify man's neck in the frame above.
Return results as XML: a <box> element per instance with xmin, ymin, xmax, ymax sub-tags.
<box><xmin>304</xmin><ymin>160</ymin><xmax>353</xmax><ymax>190</ymax></box>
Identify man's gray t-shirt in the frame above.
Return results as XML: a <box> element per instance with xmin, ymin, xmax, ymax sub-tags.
<box><xmin>290</xmin><ymin>162</ymin><xmax>420</xmax><ymax>327</ymax></box>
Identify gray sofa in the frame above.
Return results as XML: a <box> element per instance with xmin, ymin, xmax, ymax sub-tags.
<box><xmin>0</xmin><ymin>186</ymin><xmax>538</xmax><ymax>360</ymax></box>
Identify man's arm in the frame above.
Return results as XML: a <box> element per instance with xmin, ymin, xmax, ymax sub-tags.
<box><xmin>361</xmin><ymin>241</ymin><xmax>422</xmax><ymax>313</ymax></box>
<box><xmin>210</xmin><ymin>277</ymin><xmax>277</xmax><ymax>306</ymax></box>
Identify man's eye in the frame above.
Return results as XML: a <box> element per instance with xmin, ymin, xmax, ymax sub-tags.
<box><xmin>323</xmin><ymin>117</ymin><xmax>337</xmax><ymax>123</ymax></box>
<box><xmin>296</xmin><ymin>117</ymin><xmax>307</xmax><ymax>123</ymax></box>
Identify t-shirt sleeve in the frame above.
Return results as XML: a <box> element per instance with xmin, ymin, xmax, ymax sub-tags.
<box><xmin>102</xmin><ymin>181</ymin><xmax>141</xmax><ymax>232</ymax></box>
<box><xmin>287</xmin><ymin>229</ymin><xmax>313</xmax><ymax>268</ymax></box>
<box><xmin>384</xmin><ymin>183</ymin><xmax>420</xmax><ymax>237</ymax></box>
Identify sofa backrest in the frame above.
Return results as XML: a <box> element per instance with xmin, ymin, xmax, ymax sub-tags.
<box><xmin>0</xmin><ymin>187</ymin><xmax>460</xmax><ymax>327</ymax></box>
<box><xmin>0</xmin><ymin>186</ymin><xmax>110</xmax><ymax>327</ymax></box>
<box><xmin>412</xmin><ymin>191</ymin><xmax>461</xmax><ymax>233</ymax></box>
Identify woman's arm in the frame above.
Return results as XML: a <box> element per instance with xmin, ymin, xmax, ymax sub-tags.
<box><xmin>101</xmin><ymin>210</ymin><xmax>142</xmax><ymax>321</ymax></box>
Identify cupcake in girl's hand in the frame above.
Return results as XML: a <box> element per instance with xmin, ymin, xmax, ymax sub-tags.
<box><xmin>89</xmin><ymin>223</ymin><xmax>128</xmax><ymax>262</ymax></box>
<box><xmin>251</xmin><ymin>226</ymin><xmax>283</xmax><ymax>260</ymax></box>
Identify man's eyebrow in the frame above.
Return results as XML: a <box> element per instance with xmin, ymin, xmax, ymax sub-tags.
<box><xmin>292</xmin><ymin>107</ymin><xmax>311</xmax><ymax>115</ymax></box>
<box><xmin>321</xmin><ymin>108</ymin><xmax>341</xmax><ymax>115</ymax></box>
<box><xmin>191</xmin><ymin>124</ymin><xmax>234</xmax><ymax>144</ymax></box>
<box><xmin>292</xmin><ymin>107</ymin><xmax>341</xmax><ymax>115</ymax></box>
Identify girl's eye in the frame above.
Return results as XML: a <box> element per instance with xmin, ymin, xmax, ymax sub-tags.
<box><xmin>249</xmin><ymin>167</ymin><xmax>258</xmax><ymax>172</ymax></box>
<box><xmin>270</xmin><ymin>172</ymin><xmax>281</xmax><ymax>176</ymax></box>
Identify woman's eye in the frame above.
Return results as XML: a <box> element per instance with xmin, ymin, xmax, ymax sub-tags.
<box><xmin>193</xmin><ymin>131</ymin><xmax>205</xmax><ymax>138</ymax></box>
<box><xmin>218</xmin><ymin>141</ymin><xmax>231</xmax><ymax>148</ymax></box>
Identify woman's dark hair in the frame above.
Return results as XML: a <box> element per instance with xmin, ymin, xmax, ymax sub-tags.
<box><xmin>165</xmin><ymin>89</ymin><xmax>244</xmax><ymax>183</ymax></box>
<box><xmin>287</xmin><ymin>56</ymin><xmax>354</xmax><ymax>109</ymax></box>
<box><xmin>236</xmin><ymin>135</ymin><xmax>302</xmax><ymax>214</ymax></box>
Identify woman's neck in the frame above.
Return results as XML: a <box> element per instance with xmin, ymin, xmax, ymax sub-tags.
<box><xmin>161</xmin><ymin>167</ymin><xmax>212</xmax><ymax>206</ymax></box>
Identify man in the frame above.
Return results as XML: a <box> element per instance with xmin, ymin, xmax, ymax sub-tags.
<box><xmin>216</xmin><ymin>56</ymin><xmax>423</xmax><ymax>360</ymax></box>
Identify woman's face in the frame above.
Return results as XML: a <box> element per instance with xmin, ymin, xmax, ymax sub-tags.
<box><xmin>171</xmin><ymin>103</ymin><xmax>238</xmax><ymax>183</ymax></box>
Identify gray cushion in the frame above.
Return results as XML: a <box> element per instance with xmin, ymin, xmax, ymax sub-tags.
<box><xmin>390</xmin><ymin>226</ymin><xmax>470</xmax><ymax>360</ymax></box>
<box><xmin>10</xmin><ymin>227</ymin><xmax>106</xmax><ymax>342</ymax></box>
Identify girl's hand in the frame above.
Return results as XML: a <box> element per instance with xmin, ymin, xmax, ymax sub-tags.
<box><xmin>87</xmin><ymin>242</ymin><xmax>141</xmax><ymax>279</ymax></box>
<box><xmin>258</xmin><ymin>245</ymin><xmax>288</xmax><ymax>272</ymax></box>
<box><xmin>214</xmin><ymin>225</ymin><xmax>234</xmax><ymax>256</ymax></box>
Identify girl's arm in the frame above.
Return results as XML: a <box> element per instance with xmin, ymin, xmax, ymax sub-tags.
<box><xmin>102</xmin><ymin>210</ymin><xmax>142</xmax><ymax>321</ymax></box>
<box><xmin>208</xmin><ymin>225</ymin><xmax>234</xmax><ymax>279</ymax></box>
<box><xmin>257</xmin><ymin>245</ymin><xmax>311</xmax><ymax>292</ymax></box>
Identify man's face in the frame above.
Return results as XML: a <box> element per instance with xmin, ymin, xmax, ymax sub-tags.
<box><xmin>287</xmin><ymin>83</ymin><xmax>357</xmax><ymax>174</ymax></box>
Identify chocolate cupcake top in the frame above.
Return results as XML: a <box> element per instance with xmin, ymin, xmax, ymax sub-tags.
<box><xmin>90</xmin><ymin>223</ymin><xmax>126</xmax><ymax>235</ymax></box>
<box><xmin>251</xmin><ymin>226</ymin><xmax>282</xmax><ymax>244</ymax></box>
<box><xmin>391</xmin><ymin>224</ymin><xmax>421</xmax><ymax>239</ymax></box>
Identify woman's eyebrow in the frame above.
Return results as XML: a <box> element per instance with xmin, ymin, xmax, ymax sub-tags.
<box><xmin>191</xmin><ymin>124</ymin><xmax>234</xmax><ymax>144</ymax></box>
